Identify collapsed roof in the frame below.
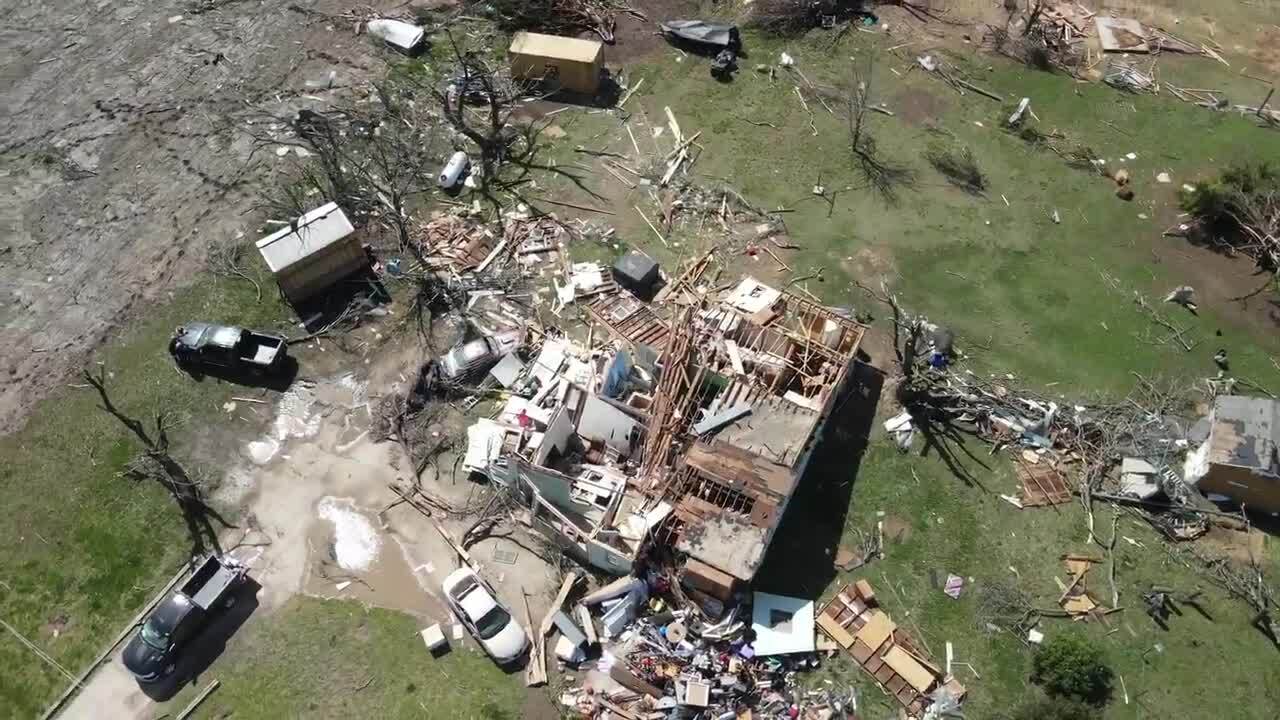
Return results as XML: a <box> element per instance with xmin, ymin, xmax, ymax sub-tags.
<box><xmin>461</xmin><ymin>269</ymin><xmax>866</xmax><ymax>586</ymax></box>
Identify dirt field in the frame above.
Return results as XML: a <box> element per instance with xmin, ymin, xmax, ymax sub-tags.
<box><xmin>0</xmin><ymin>0</ymin><xmax>390</xmax><ymax>434</ymax></box>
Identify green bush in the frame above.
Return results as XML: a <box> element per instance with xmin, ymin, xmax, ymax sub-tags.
<box><xmin>1181</xmin><ymin>162</ymin><xmax>1279</xmax><ymax>237</ymax></box>
<box><xmin>1004</xmin><ymin>694</ymin><xmax>1102</xmax><ymax>720</ymax></box>
<box><xmin>1030</xmin><ymin>635</ymin><xmax>1114</xmax><ymax>706</ymax></box>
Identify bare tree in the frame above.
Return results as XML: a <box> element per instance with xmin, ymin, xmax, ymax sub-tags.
<box><xmin>423</xmin><ymin>32</ymin><xmax>602</xmax><ymax>213</ymax></box>
<box><xmin>845</xmin><ymin>57</ymin><xmax>915</xmax><ymax>204</ymax></box>
<box><xmin>82</xmin><ymin>365</ymin><xmax>235</xmax><ymax>559</ymax></box>
<box><xmin>473</xmin><ymin>0</ymin><xmax>646</xmax><ymax>43</ymax></box>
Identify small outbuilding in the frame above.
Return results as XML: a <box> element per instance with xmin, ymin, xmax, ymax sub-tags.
<box><xmin>508</xmin><ymin>31</ymin><xmax>603</xmax><ymax>95</ymax></box>
<box><xmin>255</xmin><ymin>202</ymin><xmax>366</xmax><ymax>305</ymax></box>
<box><xmin>1185</xmin><ymin>395</ymin><xmax>1280</xmax><ymax>513</ymax></box>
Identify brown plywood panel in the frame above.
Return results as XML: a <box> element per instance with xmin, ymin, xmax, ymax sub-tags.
<box><xmin>854</xmin><ymin>610</ymin><xmax>895</xmax><ymax>651</ymax></box>
<box><xmin>883</xmin><ymin>646</ymin><xmax>936</xmax><ymax>693</ymax></box>
<box><xmin>851</xmin><ymin>640</ymin><xmax>875</xmax><ymax>663</ymax></box>
<box><xmin>817</xmin><ymin>613</ymin><xmax>856</xmax><ymax>649</ymax></box>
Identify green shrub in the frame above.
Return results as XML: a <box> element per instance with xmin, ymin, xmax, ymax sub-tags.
<box><xmin>1181</xmin><ymin>162</ymin><xmax>1279</xmax><ymax>240</ymax></box>
<box><xmin>1030</xmin><ymin>634</ymin><xmax>1114</xmax><ymax>706</ymax></box>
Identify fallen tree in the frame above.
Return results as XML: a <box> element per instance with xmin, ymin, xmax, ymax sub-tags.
<box><xmin>1182</xmin><ymin>162</ymin><xmax>1280</xmax><ymax>276</ymax></box>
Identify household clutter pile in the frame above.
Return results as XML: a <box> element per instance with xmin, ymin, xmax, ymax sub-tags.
<box><xmin>398</xmin><ymin>181</ymin><xmax>932</xmax><ymax>715</ymax></box>
<box><xmin>550</xmin><ymin>573</ymin><xmax>960</xmax><ymax>719</ymax></box>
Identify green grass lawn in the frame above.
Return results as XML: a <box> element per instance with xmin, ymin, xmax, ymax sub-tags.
<box><xmin>554</xmin><ymin>26</ymin><xmax>1280</xmax><ymax>393</ymax></box>
<box><xmin>0</xmin><ymin>267</ymin><xmax>290</xmax><ymax>719</ymax></box>
<box><xmin>160</xmin><ymin>597</ymin><xmax>525</xmax><ymax>720</ymax></box>
<box><xmin>599</xmin><ymin>23</ymin><xmax>1280</xmax><ymax>720</ymax></box>
<box><xmin>767</xmin><ymin>438</ymin><xmax>1280</xmax><ymax>719</ymax></box>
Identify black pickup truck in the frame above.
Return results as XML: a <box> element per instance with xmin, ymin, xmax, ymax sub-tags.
<box><xmin>122</xmin><ymin>555</ymin><xmax>248</xmax><ymax>683</ymax></box>
<box><xmin>168</xmin><ymin>323</ymin><xmax>287</xmax><ymax>374</ymax></box>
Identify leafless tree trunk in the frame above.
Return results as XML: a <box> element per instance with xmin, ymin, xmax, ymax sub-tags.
<box><xmin>82</xmin><ymin>366</ymin><xmax>235</xmax><ymax>559</ymax></box>
<box><xmin>845</xmin><ymin>57</ymin><xmax>915</xmax><ymax>204</ymax></box>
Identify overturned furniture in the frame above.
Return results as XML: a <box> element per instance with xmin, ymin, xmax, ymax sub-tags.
<box><xmin>509</xmin><ymin>31</ymin><xmax>604</xmax><ymax>95</ymax></box>
<box><xmin>1185</xmin><ymin>395</ymin><xmax>1280</xmax><ymax>513</ymax></box>
<box><xmin>256</xmin><ymin>202</ymin><xmax>366</xmax><ymax>305</ymax></box>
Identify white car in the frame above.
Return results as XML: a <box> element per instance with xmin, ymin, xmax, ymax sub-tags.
<box><xmin>441</xmin><ymin>567</ymin><xmax>528</xmax><ymax>664</ymax></box>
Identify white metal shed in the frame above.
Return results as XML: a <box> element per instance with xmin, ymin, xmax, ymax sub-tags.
<box><xmin>255</xmin><ymin>202</ymin><xmax>365</xmax><ymax>305</ymax></box>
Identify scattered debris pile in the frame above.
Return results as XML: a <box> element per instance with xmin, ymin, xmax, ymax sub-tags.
<box><xmin>1055</xmin><ymin>554</ymin><xmax>1113</xmax><ymax>619</ymax></box>
<box><xmin>816</xmin><ymin>580</ymin><xmax>964</xmax><ymax>716</ymax></box>
<box><xmin>549</xmin><ymin>572</ymin><xmax>947</xmax><ymax>718</ymax></box>
<box><xmin>416</xmin><ymin>211</ymin><xmax>569</xmax><ymax>276</ymax></box>
<box><xmin>990</xmin><ymin>1</ymin><xmax>1094</xmax><ymax>72</ymax></box>
<box><xmin>477</xmin><ymin>0</ymin><xmax>648</xmax><ymax>44</ymax></box>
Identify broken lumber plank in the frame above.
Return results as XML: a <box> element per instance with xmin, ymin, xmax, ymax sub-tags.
<box><xmin>581</xmin><ymin>576</ymin><xmax>641</xmax><ymax>605</ymax></box>
<box><xmin>618</xmin><ymin>77</ymin><xmax>644</xmax><ymax>107</ymax></box>
<box><xmin>522</xmin><ymin>590</ymin><xmax>546</xmax><ymax>687</ymax></box>
<box><xmin>634</xmin><ymin>205</ymin><xmax>668</xmax><ymax>247</ymax></box>
<box><xmin>530</xmin><ymin>196</ymin><xmax>616</xmax><ymax>215</ymax></box>
<box><xmin>665</xmin><ymin>130</ymin><xmax>703</xmax><ymax>160</ymax></box>
<box><xmin>576</xmin><ymin>604</ymin><xmax>598</xmax><ymax>645</ymax></box>
<box><xmin>611</xmin><ymin>664</ymin><xmax>663</xmax><ymax>698</ymax></box>
<box><xmin>664</xmin><ymin>106</ymin><xmax>683</xmax><ymax>144</ymax></box>
<box><xmin>724</xmin><ymin>339</ymin><xmax>746</xmax><ymax>375</ymax></box>
<box><xmin>691</xmin><ymin>403</ymin><xmax>751</xmax><ymax>435</ymax></box>
<box><xmin>954</xmin><ymin>77</ymin><xmax>1002</xmax><ymax>101</ymax></box>
<box><xmin>660</xmin><ymin>150</ymin><xmax>687</xmax><ymax>187</ymax></box>
<box><xmin>539</xmin><ymin>572</ymin><xmax>579</xmax><ymax>639</ymax></box>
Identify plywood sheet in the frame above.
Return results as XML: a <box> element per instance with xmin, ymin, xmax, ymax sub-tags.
<box><xmin>816</xmin><ymin>613</ymin><xmax>856</xmax><ymax>648</ymax></box>
<box><xmin>854</xmin><ymin>609</ymin><xmax>895</xmax><ymax>651</ymax></box>
<box><xmin>1096</xmin><ymin>16</ymin><xmax>1149</xmax><ymax>52</ymax></box>
<box><xmin>883</xmin><ymin>646</ymin><xmax>936</xmax><ymax>694</ymax></box>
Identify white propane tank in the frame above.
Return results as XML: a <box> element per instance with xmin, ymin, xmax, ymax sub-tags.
<box><xmin>438</xmin><ymin>151</ymin><xmax>470</xmax><ymax>189</ymax></box>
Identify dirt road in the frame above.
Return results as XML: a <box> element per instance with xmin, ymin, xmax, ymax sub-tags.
<box><xmin>0</xmin><ymin>0</ymin><xmax>386</xmax><ymax>433</ymax></box>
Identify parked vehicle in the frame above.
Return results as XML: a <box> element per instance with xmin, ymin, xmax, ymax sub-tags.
<box><xmin>169</xmin><ymin>323</ymin><xmax>287</xmax><ymax>374</ymax></box>
<box><xmin>122</xmin><ymin>555</ymin><xmax>248</xmax><ymax>682</ymax></box>
<box><xmin>438</xmin><ymin>329</ymin><xmax>523</xmax><ymax>382</ymax></box>
<box><xmin>441</xmin><ymin>567</ymin><xmax>528</xmax><ymax>664</ymax></box>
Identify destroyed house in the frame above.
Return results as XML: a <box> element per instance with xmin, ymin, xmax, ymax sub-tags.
<box><xmin>470</xmin><ymin>277</ymin><xmax>865</xmax><ymax>587</ymax></box>
<box><xmin>1186</xmin><ymin>395</ymin><xmax>1280</xmax><ymax>513</ymax></box>
<box><xmin>599</xmin><ymin>277</ymin><xmax>867</xmax><ymax>586</ymax></box>
<box><xmin>474</xmin><ymin>340</ymin><xmax>655</xmax><ymax>575</ymax></box>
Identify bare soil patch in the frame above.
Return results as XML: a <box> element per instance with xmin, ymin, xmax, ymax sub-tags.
<box><xmin>0</xmin><ymin>0</ymin><xmax>387</xmax><ymax>434</ymax></box>
<box><xmin>893</xmin><ymin>85</ymin><xmax>952</xmax><ymax>127</ymax></box>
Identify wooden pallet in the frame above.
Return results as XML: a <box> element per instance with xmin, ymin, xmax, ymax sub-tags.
<box><xmin>584</xmin><ymin>292</ymin><xmax>670</xmax><ymax>351</ymax></box>
<box><xmin>816</xmin><ymin>581</ymin><xmax>958</xmax><ymax>716</ymax></box>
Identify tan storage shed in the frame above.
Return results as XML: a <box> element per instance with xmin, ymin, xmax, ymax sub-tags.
<box><xmin>508</xmin><ymin>32</ymin><xmax>603</xmax><ymax>95</ymax></box>
<box><xmin>256</xmin><ymin>202</ymin><xmax>366</xmax><ymax>305</ymax></box>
